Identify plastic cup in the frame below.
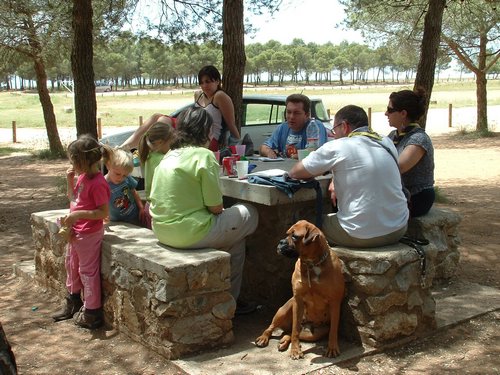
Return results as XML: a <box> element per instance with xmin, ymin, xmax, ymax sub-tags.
<box><xmin>297</xmin><ymin>149</ymin><xmax>310</xmax><ymax>161</ymax></box>
<box><xmin>236</xmin><ymin>160</ymin><xmax>249</xmax><ymax>180</ymax></box>
<box><xmin>235</xmin><ymin>144</ymin><xmax>246</xmax><ymax>156</ymax></box>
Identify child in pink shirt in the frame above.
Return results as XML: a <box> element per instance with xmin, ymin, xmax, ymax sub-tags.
<box><xmin>52</xmin><ymin>134</ymin><xmax>111</xmax><ymax>329</ymax></box>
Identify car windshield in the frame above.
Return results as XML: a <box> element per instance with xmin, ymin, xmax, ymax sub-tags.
<box><xmin>312</xmin><ymin>101</ymin><xmax>330</xmax><ymax>122</ymax></box>
<box><xmin>243</xmin><ymin>103</ymin><xmax>285</xmax><ymax>126</ymax></box>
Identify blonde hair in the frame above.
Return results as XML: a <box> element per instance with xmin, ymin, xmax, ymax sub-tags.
<box><xmin>106</xmin><ymin>148</ymin><xmax>134</xmax><ymax>174</ymax></box>
<box><xmin>138</xmin><ymin>122</ymin><xmax>176</xmax><ymax>165</ymax></box>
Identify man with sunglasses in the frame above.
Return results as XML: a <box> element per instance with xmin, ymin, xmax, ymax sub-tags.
<box><xmin>289</xmin><ymin>105</ymin><xmax>409</xmax><ymax>248</ymax></box>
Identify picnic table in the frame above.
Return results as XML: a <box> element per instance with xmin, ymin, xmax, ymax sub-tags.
<box><xmin>220</xmin><ymin>158</ymin><xmax>334</xmax><ymax>308</ymax></box>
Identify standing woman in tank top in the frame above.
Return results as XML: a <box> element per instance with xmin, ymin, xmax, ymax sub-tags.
<box><xmin>194</xmin><ymin>65</ymin><xmax>240</xmax><ymax>151</ymax></box>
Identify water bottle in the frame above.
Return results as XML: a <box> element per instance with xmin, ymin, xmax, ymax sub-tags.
<box><xmin>306</xmin><ymin>118</ymin><xmax>319</xmax><ymax>151</ymax></box>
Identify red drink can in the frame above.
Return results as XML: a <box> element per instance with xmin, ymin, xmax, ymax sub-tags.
<box><xmin>222</xmin><ymin>156</ymin><xmax>237</xmax><ymax>176</ymax></box>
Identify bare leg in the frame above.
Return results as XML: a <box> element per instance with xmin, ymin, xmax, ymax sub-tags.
<box><xmin>121</xmin><ymin>113</ymin><xmax>173</xmax><ymax>150</ymax></box>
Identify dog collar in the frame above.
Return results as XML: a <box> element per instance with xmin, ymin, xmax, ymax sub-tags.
<box><xmin>304</xmin><ymin>248</ymin><xmax>330</xmax><ymax>268</ymax></box>
<box><xmin>302</xmin><ymin>249</ymin><xmax>331</xmax><ymax>288</ymax></box>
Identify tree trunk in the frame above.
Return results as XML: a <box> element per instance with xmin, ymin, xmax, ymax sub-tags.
<box><xmin>23</xmin><ymin>16</ymin><xmax>63</xmax><ymax>154</ymax></box>
<box><xmin>414</xmin><ymin>0</ymin><xmax>446</xmax><ymax>130</ymax></box>
<box><xmin>33</xmin><ymin>58</ymin><xmax>64</xmax><ymax>155</ymax></box>
<box><xmin>475</xmin><ymin>70</ymin><xmax>488</xmax><ymax>132</ymax></box>
<box><xmin>444</xmin><ymin>30</ymin><xmax>495</xmax><ymax>132</ymax></box>
<box><xmin>71</xmin><ymin>0</ymin><xmax>97</xmax><ymax>138</ymax></box>
<box><xmin>222</xmin><ymin>0</ymin><xmax>245</xmax><ymax>133</ymax></box>
<box><xmin>475</xmin><ymin>31</ymin><xmax>489</xmax><ymax>132</ymax></box>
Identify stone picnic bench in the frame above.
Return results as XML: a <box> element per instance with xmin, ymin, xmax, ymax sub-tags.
<box><xmin>31</xmin><ymin>209</ymin><xmax>235</xmax><ymax>359</ymax></box>
<box><xmin>337</xmin><ymin>208</ymin><xmax>461</xmax><ymax>347</ymax></box>
<box><xmin>30</xmin><ymin>159</ymin><xmax>462</xmax><ymax>358</ymax></box>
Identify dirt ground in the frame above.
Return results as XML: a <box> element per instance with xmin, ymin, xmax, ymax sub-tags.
<box><xmin>0</xmin><ymin>133</ymin><xmax>499</xmax><ymax>374</ymax></box>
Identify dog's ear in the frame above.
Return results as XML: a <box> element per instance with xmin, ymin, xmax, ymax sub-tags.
<box><xmin>303</xmin><ymin>227</ymin><xmax>320</xmax><ymax>246</ymax></box>
<box><xmin>286</xmin><ymin>222</ymin><xmax>300</xmax><ymax>236</ymax></box>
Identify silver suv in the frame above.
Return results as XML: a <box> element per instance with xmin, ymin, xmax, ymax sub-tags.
<box><xmin>100</xmin><ymin>94</ymin><xmax>332</xmax><ymax>149</ymax></box>
<box><xmin>235</xmin><ymin>94</ymin><xmax>332</xmax><ymax>147</ymax></box>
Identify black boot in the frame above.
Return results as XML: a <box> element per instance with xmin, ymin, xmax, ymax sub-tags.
<box><xmin>73</xmin><ymin>307</ymin><xmax>103</xmax><ymax>330</ymax></box>
<box><xmin>52</xmin><ymin>294</ymin><xmax>83</xmax><ymax>322</ymax></box>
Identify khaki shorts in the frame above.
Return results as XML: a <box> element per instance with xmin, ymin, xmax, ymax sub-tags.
<box><xmin>322</xmin><ymin>213</ymin><xmax>407</xmax><ymax>248</ymax></box>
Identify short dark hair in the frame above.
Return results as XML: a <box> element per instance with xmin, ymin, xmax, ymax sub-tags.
<box><xmin>286</xmin><ymin>94</ymin><xmax>311</xmax><ymax>114</ymax></box>
<box><xmin>389</xmin><ymin>87</ymin><xmax>427</xmax><ymax>122</ymax></box>
<box><xmin>198</xmin><ymin>65</ymin><xmax>222</xmax><ymax>85</ymax></box>
<box><xmin>171</xmin><ymin>106</ymin><xmax>212</xmax><ymax>149</ymax></box>
<box><xmin>67</xmin><ymin>134</ymin><xmax>103</xmax><ymax>174</ymax></box>
<box><xmin>334</xmin><ymin>105</ymin><xmax>369</xmax><ymax>130</ymax></box>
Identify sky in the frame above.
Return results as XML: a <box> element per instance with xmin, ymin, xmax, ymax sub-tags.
<box><xmin>133</xmin><ymin>0</ymin><xmax>364</xmax><ymax>47</ymax></box>
<box><xmin>247</xmin><ymin>0</ymin><xmax>364</xmax><ymax>46</ymax></box>
<box><xmin>128</xmin><ymin>0</ymin><xmax>468</xmax><ymax>78</ymax></box>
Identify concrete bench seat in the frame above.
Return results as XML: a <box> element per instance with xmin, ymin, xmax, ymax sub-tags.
<box><xmin>334</xmin><ymin>207</ymin><xmax>462</xmax><ymax>348</ymax></box>
<box><xmin>31</xmin><ymin>209</ymin><xmax>235</xmax><ymax>359</ymax></box>
<box><xmin>336</xmin><ymin>242</ymin><xmax>437</xmax><ymax>347</ymax></box>
<box><xmin>31</xmin><ymin>206</ymin><xmax>462</xmax><ymax>357</ymax></box>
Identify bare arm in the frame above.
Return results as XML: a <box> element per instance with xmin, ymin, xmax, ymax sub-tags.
<box><xmin>398</xmin><ymin>144</ymin><xmax>426</xmax><ymax>174</ymax></box>
<box><xmin>132</xmin><ymin>189</ymin><xmax>145</xmax><ymax>221</ymax></box>
<box><xmin>120</xmin><ymin>114</ymin><xmax>173</xmax><ymax>150</ymax></box>
<box><xmin>328</xmin><ymin>178</ymin><xmax>337</xmax><ymax>207</ymax></box>
<box><xmin>288</xmin><ymin>161</ymin><xmax>315</xmax><ymax>180</ymax></box>
<box><xmin>66</xmin><ymin>167</ymin><xmax>75</xmax><ymax>201</ymax></box>
<box><xmin>259</xmin><ymin>144</ymin><xmax>278</xmax><ymax>158</ymax></box>
<box><xmin>215</xmin><ymin>91</ymin><xmax>240</xmax><ymax>140</ymax></box>
<box><xmin>207</xmin><ymin>204</ymin><xmax>224</xmax><ymax>215</ymax></box>
<box><xmin>63</xmin><ymin>203</ymin><xmax>110</xmax><ymax>227</ymax></box>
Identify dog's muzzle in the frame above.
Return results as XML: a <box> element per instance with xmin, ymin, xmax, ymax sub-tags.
<box><xmin>277</xmin><ymin>238</ymin><xmax>299</xmax><ymax>259</ymax></box>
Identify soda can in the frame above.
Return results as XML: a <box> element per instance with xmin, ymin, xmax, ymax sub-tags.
<box><xmin>222</xmin><ymin>156</ymin><xmax>237</xmax><ymax>177</ymax></box>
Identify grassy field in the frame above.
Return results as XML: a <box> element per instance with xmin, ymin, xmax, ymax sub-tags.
<box><xmin>1</xmin><ymin>80</ymin><xmax>499</xmax><ymax>129</ymax></box>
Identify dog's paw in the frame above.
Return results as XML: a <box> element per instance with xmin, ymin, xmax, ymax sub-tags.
<box><xmin>254</xmin><ymin>335</ymin><xmax>269</xmax><ymax>348</ymax></box>
<box><xmin>290</xmin><ymin>342</ymin><xmax>304</xmax><ymax>359</ymax></box>
<box><xmin>324</xmin><ymin>346</ymin><xmax>340</xmax><ymax>358</ymax></box>
<box><xmin>278</xmin><ymin>335</ymin><xmax>291</xmax><ymax>351</ymax></box>
<box><xmin>290</xmin><ymin>348</ymin><xmax>304</xmax><ymax>360</ymax></box>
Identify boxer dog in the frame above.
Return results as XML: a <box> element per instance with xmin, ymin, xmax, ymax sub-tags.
<box><xmin>255</xmin><ymin>220</ymin><xmax>345</xmax><ymax>359</ymax></box>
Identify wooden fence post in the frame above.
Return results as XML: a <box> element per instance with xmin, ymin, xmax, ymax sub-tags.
<box><xmin>368</xmin><ymin>107</ymin><xmax>372</xmax><ymax>129</ymax></box>
<box><xmin>448</xmin><ymin>103</ymin><xmax>452</xmax><ymax>128</ymax></box>
<box><xmin>139</xmin><ymin>116</ymin><xmax>143</xmax><ymax>126</ymax></box>
<box><xmin>97</xmin><ymin>118</ymin><xmax>102</xmax><ymax>139</ymax></box>
<box><xmin>12</xmin><ymin>121</ymin><xmax>17</xmax><ymax>143</ymax></box>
